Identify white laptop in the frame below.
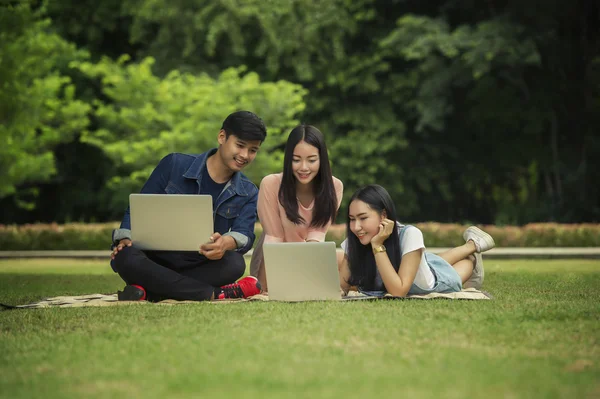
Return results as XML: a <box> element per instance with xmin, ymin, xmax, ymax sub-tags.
<box><xmin>129</xmin><ymin>194</ymin><xmax>213</xmax><ymax>251</ymax></box>
<box><xmin>263</xmin><ymin>241</ymin><xmax>342</xmax><ymax>302</ymax></box>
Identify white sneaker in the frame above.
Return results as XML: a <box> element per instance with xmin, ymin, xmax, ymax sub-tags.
<box><xmin>463</xmin><ymin>226</ymin><xmax>495</xmax><ymax>253</ymax></box>
<box><xmin>463</xmin><ymin>253</ymin><xmax>484</xmax><ymax>289</ymax></box>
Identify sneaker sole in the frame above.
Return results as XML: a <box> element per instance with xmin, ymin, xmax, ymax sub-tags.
<box><xmin>463</xmin><ymin>226</ymin><xmax>495</xmax><ymax>253</ymax></box>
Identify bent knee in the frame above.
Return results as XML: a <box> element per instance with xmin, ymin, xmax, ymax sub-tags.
<box><xmin>223</xmin><ymin>251</ymin><xmax>246</xmax><ymax>278</ymax></box>
<box><xmin>112</xmin><ymin>245</ymin><xmax>140</xmax><ymax>271</ymax></box>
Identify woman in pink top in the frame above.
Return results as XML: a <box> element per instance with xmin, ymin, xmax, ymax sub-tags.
<box><xmin>250</xmin><ymin>125</ymin><xmax>344</xmax><ymax>291</ymax></box>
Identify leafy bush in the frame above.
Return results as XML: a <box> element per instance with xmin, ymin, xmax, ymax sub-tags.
<box><xmin>0</xmin><ymin>222</ymin><xmax>599</xmax><ymax>250</ymax></box>
<box><xmin>0</xmin><ymin>3</ymin><xmax>90</xmax><ymax>202</ymax></box>
<box><xmin>73</xmin><ymin>56</ymin><xmax>307</xmax><ymax>213</ymax></box>
<box><xmin>0</xmin><ymin>223</ymin><xmax>117</xmax><ymax>250</ymax></box>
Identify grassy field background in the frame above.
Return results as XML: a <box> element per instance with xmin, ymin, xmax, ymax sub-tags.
<box><xmin>1</xmin><ymin>258</ymin><xmax>599</xmax><ymax>399</ymax></box>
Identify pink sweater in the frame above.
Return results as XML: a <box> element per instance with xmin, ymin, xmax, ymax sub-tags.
<box><xmin>258</xmin><ymin>173</ymin><xmax>344</xmax><ymax>243</ymax></box>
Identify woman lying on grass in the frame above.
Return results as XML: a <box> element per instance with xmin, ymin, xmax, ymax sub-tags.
<box><xmin>338</xmin><ymin>184</ymin><xmax>495</xmax><ymax>296</ymax></box>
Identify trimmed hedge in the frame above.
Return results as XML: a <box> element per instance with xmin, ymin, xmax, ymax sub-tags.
<box><xmin>0</xmin><ymin>222</ymin><xmax>599</xmax><ymax>250</ymax></box>
<box><xmin>324</xmin><ymin>223</ymin><xmax>600</xmax><ymax>248</ymax></box>
<box><xmin>0</xmin><ymin>223</ymin><xmax>119</xmax><ymax>251</ymax></box>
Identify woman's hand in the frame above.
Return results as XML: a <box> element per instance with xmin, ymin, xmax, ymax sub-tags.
<box><xmin>370</xmin><ymin>218</ymin><xmax>395</xmax><ymax>247</ymax></box>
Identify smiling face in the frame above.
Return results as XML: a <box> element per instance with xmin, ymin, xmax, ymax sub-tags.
<box><xmin>217</xmin><ymin>130</ymin><xmax>261</xmax><ymax>172</ymax></box>
<box><xmin>292</xmin><ymin>140</ymin><xmax>320</xmax><ymax>186</ymax></box>
<box><xmin>348</xmin><ymin>199</ymin><xmax>385</xmax><ymax>245</ymax></box>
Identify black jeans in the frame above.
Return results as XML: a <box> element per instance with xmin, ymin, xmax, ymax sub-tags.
<box><xmin>112</xmin><ymin>246</ymin><xmax>245</xmax><ymax>301</ymax></box>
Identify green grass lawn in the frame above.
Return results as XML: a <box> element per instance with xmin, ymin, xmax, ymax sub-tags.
<box><xmin>1</xmin><ymin>258</ymin><xmax>599</xmax><ymax>399</ymax></box>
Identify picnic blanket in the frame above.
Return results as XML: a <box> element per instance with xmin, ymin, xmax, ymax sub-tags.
<box><xmin>0</xmin><ymin>288</ymin><xmax>491</xmax><ymax>310</ymax></box>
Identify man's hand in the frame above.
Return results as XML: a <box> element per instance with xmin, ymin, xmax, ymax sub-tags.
<box><xmin>199</xmin><ymin>233</ymin><xmax>236</xmax><ymax>260</ymax></box>
<box><xmin>111</xmin><ymin>238</ymin><xmax>132</xmax><ymax>260</ymax></box>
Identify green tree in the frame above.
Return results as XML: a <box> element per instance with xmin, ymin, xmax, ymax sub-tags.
<box><xmin>380</xmin><ymin>2</ymin><xmax>600</xmax><ymax>223</ymax></box>
<box><xmin>42</xmin><ymin>0</ymin><xmax>414</xmax><ymax>216</ymax></box>
<box><xmin>21</xmin><ymin>0</ymin><xmax>600</xmax><ymax>223</ymax></box>
<box><xmin>73</xmin><ymin>56</ymin><xmax>307</xmax><ymax>211</ymax></box>
<box><xmin>0</xmin><ymin>2</ymin><xmax>90</xmax><ymax>207</ymax></box>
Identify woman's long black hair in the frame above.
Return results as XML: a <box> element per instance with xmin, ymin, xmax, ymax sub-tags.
<box><xmin>278</xmin><ymin>125</ymin><xmax>338</xmax><ymax>227</ymax></box>
<box><xmin>346</xmin><ymin>184</ymin><xmax>401</xmax><ymax>290</ymax></box>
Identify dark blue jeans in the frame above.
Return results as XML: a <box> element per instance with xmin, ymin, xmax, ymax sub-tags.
<box><xmin>112</xmin><ymin>246</ymin><xmax>245</xmax><ymax>301</ymax></box>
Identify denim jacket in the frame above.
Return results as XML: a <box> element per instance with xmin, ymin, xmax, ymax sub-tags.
<box><xmin>112</xmin><ymin>149</ymin><xmax>258</xmax><ymax>255</ymax></box>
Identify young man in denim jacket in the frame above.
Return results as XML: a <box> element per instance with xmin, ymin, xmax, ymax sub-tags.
<box><xmin>111</xmin><ymin>111</ymin><xmax>266</xmax><ymax>301</ymax></box>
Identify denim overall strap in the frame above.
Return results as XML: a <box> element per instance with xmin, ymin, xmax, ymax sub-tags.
<box><xmin>397</xmin><ymin>223</ymin><xmax>410</xmax><ymax>245</ymax></box>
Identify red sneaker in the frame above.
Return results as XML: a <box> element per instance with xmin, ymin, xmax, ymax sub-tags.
<box><xmin>218</xmin><ymin>276</ymin><xmax>261</xmax><ymax>299</ymax></box>
<box><xmin>117</xmin><ymin>284</ymin><xmax>147</xmax><ymax>301</ymax></box>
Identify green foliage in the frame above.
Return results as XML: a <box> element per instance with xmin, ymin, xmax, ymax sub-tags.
<box><xmin>72</xmin><ymin>56</ymin><xmax>306</xmax><ymax>208</ymax></box>
<box><xmin>2</xmin><ymin>0</ymin><xmax>599</xmax><ymax>225</ymax></box>
<box><xmin>2</xmin><ymin>222</ymin><xmax>599</xmax><ymax>250</ymax></box>
<box><xmin>380</xmin><ymin>14</ymin><xmax>542</xmax><ymax>136</ymax></box>
<box><xmin>0</xmin><ymin>2</ymin><xmax>90</xmax><ymax>204</ymax></box>
<box><xmin>0</xmin><ymin>222</ymin><xmax>117</xmax><ymax>250</ymax></box>
<box><xmin>376</xmin><ymin>9</ymin><xmax>599</xmax><ymax>223</ymax></box>
<box><xmin>124</xmin><ymin>0</ymin><xmax>367</xmax><ymax>78</ymax></box>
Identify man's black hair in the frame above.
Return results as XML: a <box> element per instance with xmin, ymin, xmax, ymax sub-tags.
<box><xmin>221</xmin><ymin>111</ymin><xmax>267</xmax><ymax>142</ymax></box>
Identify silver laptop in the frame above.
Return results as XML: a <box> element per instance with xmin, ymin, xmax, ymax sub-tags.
<box><xmin>129</xmin><ymin>194</ymin><xmax>213</xmax><ymax>251</ymax></box>
<box><xmin>263</xmin><ymin>241</ymin><xmax>341</xmax><ymax>302</ymax></box>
